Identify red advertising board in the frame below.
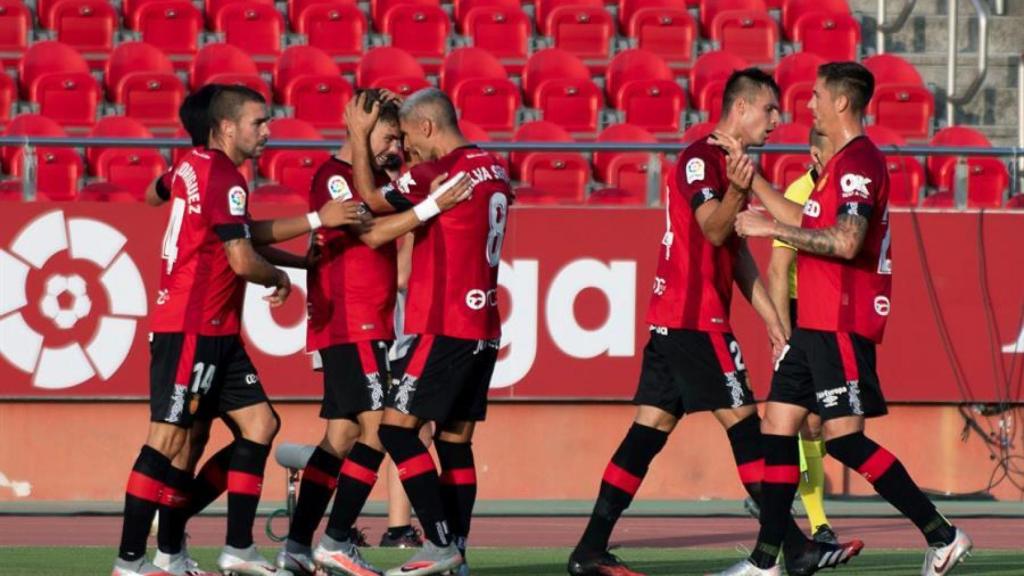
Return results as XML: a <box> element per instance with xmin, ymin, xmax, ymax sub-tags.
<box><xmin>0</xmin><ymin>201</ymin><xmax>1022</xmax><ymax>402</ymax></box>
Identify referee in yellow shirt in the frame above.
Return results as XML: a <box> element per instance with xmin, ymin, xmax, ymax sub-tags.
<box><xmin>766</xmin><ymin>127</ymin><xmax>839</xmax><ymax>545</ymax></box>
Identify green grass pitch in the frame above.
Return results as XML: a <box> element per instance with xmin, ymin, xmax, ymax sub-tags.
<box><xmin>0</xmin><ymin>547</ymin><xmax>1021</xmax><ymax>575</ymax></box>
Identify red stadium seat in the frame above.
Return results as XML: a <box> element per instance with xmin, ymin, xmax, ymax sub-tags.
<box><xmin>382</xmin><ymin>4</ymin><xmax>450</xmax><ymax>71</ymax></box>
<box><xmin>356</xmin><ymin>47</ymin><xmax>429</xmax><ymax>95</ymax></box>
<box><xmin>287</xmin><ymin>0</ymin><xmax>356</xmax><ymax>29</ymax></box>
<box><xmin>535</xmin><ymin>0</ymin><xmax>603</xmax><ymax>36</ymax></box>
<box><xmin>862</xmin><ymin>53</ymin><xmax>923</xmax><ymax>85</ymax></box>
<box><xmin>689</xmin><ymin>51</ymin><xmax>748</xmax><ymax>119</ymax></box>
<box><xmin>781</xmin><ymin>0</ymin><xmax>850</xmax><ymax>39</ymax></box>
<box><xmin>605</xmin><ymin>49</ymin><xmax>674</xmax><ymax>105</ymax></box>
<box><xmin>760</xmin><ymin>122</ymin><xmax>811</xmax><ymax>188</ymax></box>
<box><xmin>440</xmin><ymin>47</ymin><xmax>507</xmax><ymax>94</ymax></box>
<box><xmin>17</xmin><ymin>41</ymin><xmax>89</xmax><ymax>101</ymax></box>
<box><xmin>522</xmin><ymin>49</ymin><xmax>590</xmax><ymax>107</ymax></box>
<box><xmin>2</xmin><ymin>115</ymin><xmax>83</xmax><ymax>200</ymax></box>
<box><xmin>85</xmin><ymin>116</ymin><xmax>153</xmax><ymax>170</ymax></box>
<box><xmin>710</xmin><ymin>9</ymin><xmax>778</xmax><ymax>67</ymax></box>
<box><xmin>681</xmin><ymin>121</ymin><xmax>715</xmax><ymax>143</ymax></box>
<box><xmin>926</xmin><ymin>126</ymin><xmax>990</xmax><ymax>187</ymax></box>
<box><xmin>618</xmin><ymin>80</ymin><xmax>687</xmax><ymax>135</ymax></box>
<box><xmin>869</xmin><ymin>85</ymin><xmax>934</xmax><ymax>141</ymax></box>
<box><xmin>252</xmin><ymin>183</ymin><xmax>308</xmax><ymax>204</ymax></box>
<box><xmin>190</xmin><ymin>43</ymin><xmax>261</xmax><ymax>92</ymax></box>
<box><xmin>215</xmin><ymin>2</ymin><xmax>284</xmax><ymax>73</ymax></box>
<box><xmin>119</xmin><ymin>74</ymin><xmax>186</xmax><ymax>130</ymax></box>
<box><xmin>617</xmin><ymin>0</ymin><xmax>689</xmax><ymax>34</ymax></box>
<box><xmin>464</xmin><ymin>6</ymin><xmax>531</xmax><ymax>73</ymax></box>
<box><xmin>206</xmin><ymin>0</ymin><xmax>273</xmax><ymax>28</ymax></box>
<box><xmin>90</xmin><ymin>142</ymin><xmax>168</xmax><ymax>198</ymax></box>
<box><xmin>50</xmin><ymin>0</ymin><xmax>117</xmax><ymax>68</ymax></box>
<box><xmin>535</xmin><ymin>78</ymin><xmax>603</xmax><ymax>135</ymax></box>
<box><xmin>547</xmin><ymin>5</ymin><xmax>615</xmax><ymax>72</ymax></box>
<box><xmin>259</xmin><ymin>118</ymin><xmax>329</xmax><ymax>194</ymax></box>
<box><xmin>371</xmin><ymin>0</ymin><xmax>439</xmax><ymax>30</ymax></box>
<box><xmin>925</xmin><ymin>126</ymin><xmax>1009</xmax><ymax>207</ymax></box>
<box><xmin>699</xmin><ymin>0</ymin><xmax>767</xmax><ymax>33</ymax></box>
<box><xmin>1005</xmin><ymin>194</ymin><xmax>1024</xmax><ymax>209</ymax></box>
<box><xmin>79</xmin><ymin>182</ymin><xmax>146</xmax><ymax>202</ymax></box>
<box><xmin>36</xmin><ymin>0</ymin><xmax>63</xmax><ymax>28</ymax></box>
<box><xmin>511</xmin><ymin>121</ymin><xmax>589</xmax><ymax>202</ymax></box>
<box><xmin>774</xmin><ymin>52</ymin><xmax>825</xmax><ymax>125</ymax></box>
<box><xmin>105</xmin><ymin>42</ymin><xmax>174</xmax><ymax>100</ymax></box>
<box><xmin>133</xmin><ymin>0</ymin><xmax>202</xmax><ymax>69</ymax></box>
<box><xmin>442</xmin><ymin>49</ymin><xmax>521</xmax><ymax>135</ymax></box>
<box><xmin>792</xmin><ymin>11</ymin><xmax>860</xmax><ymax>61</ymax></box>
<box><xmin>0</xmin><ymin>73</ymin><xmax>13</xmax><ymax>130</ymax></box>
<box><xmin>594</xmin><ymin>123</ymin><xmax>661</xmax><ymax>200</ymax></box>
<box><xmin>295</xmin><ymin>3</ymin><xmax>367</xmax><ymax>73</ymax></box>
<box><xmin>625</xmin><ymin>7</ymin><xmax>696</xmax><ymax>73</ymax></box>
<box><xmin>454</xmin><ymin>0</ymin><xmax>520</xmax><ymax>31</ymax></box>
<box><xmin>587</xmin><ymin>187</ymin><xmax>647</xmax><ymax>205</ymax></box>
<box><xmin>0</xmin><ymin>0</ymin><xmax>30</xmax><ymax>69</ymax></box>
<box><xmin>865</xmin><ymin>124</ymin><xmax>923</xmax><ymax>207</ymax></box>
<box><xmin>275</xmin><ymin>47</ymin><xmax>352</xmax><ymax>133</ymax></box>
<box><xmin>30</xmin><ymin>73</ymin><xmax>99</xmax><ymax>131</ymax></box>
<box><xmin>459</xmin><ymin>120</ymin><xmax>491</xmax><ymax>142</ymax></box>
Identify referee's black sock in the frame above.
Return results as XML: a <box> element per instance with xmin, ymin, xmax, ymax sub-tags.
<box><xmin>156</xmin><ymin>465</ymin><xmax>192</xmax><ymax>555</ymax></box>
<box><xmin>435</xmin><ymin>439</ymin><xmax>477</xmax><ymax>556</ymax></box>
<box><xmin>225</xmin><ymin>438</ymin><xmax>270</xmax><ymax>549</ymax></box>
<box><xmin>288</xmin><ymin>446</ymin><xmax>342</xmax><ymax>547</ymax></box>
<box><xmin>378</xmin><ymin>424</ymin><xmax>452</xmax><ymax>547</ymax></box>
<box><xmin>186</xmin><ymin>443</ymin><xmax>233</xmax><ymax>519</ymax></box>
<box><xmin>118</xmin><ymin>445</ymin><xmax>171</xmax><ymax>561</ymax></box>
<box><xmin>726</xmin><ymin>415</ymin><xmax>809</xmax><ymax>556</ymax></box>
<box><xmin>325</xmin><ymin>442</ymin><xmax>385</xmax><ymax>542</ymax></box>
<box><xmin>574</xmin><ymin>422</ymin><xmax>668</xmax><ymax>558</ymax></box>
<box><xmin>826</xmin><ymin>432</ymin><xmax>955</xmax><ymax>546</ymax></box>
<box><xmin>749</xmin><ymin>434</ymin><xmax>800</xmax><ymax>569</ymax></box>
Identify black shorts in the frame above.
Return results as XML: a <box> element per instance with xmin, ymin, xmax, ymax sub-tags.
<box><xmin>633</xmin><ymin>328</ymin><xmax>755</xmax><ymax>418</ymax></box>
<box><xmin>149</xmin><ymin>332</ymin><xmax>268</xmax><ymax>428</ymax></box>
<box><xmin>387</xmin><ymin>334</ymin><xmax>498</xmax><ymax>425</ymax></box>
<box><xmin>769</xmin><ymin>328</ymin><xmax>887</xmax><ymax>420</ymax></box>
<box><xmin>319</xmin><ymin>340</ymin><xmax>391</xmax><ymax>420</ymax></box>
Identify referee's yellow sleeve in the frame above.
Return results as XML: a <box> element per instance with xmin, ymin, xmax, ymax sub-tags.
<box><xmin>771</xmin><ymin>171</ymin><xmax>816</xmax><ymax>251</ymax></box>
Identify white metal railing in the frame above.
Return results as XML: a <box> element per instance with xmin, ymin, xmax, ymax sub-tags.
<box><xmin>946</xmin><ymin>0</ymin><xmax>990</xmax><ymax>125</ymax></box>
<box><xmin>876</xmin><ymin>0</ymin><xmax>917</xmax><ymax>55</ymax></box>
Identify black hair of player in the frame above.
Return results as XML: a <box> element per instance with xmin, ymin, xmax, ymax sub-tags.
<box><xmin>721</xmin><ymin>67</ymin><xmax>780</xmax><ymax>117</ymax></box>
<box><xmin>178</xmin><ymin>84</ymin><xmax>220</xmax><ymax>146</ymax></box>
<box><xmin>817</xmin><ymin>62</ymin><xmax>875</xmax><ymax>115</ymax></box>
<box><xmin>208</xmin><ymin>84</ymin><xmax>266</xmax><ymax>136</ymax></box>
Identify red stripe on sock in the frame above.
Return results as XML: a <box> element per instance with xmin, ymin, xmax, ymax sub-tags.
<box><xmin>126</xmin><ymin>471</ymin><xmax>164</xmax><ymax>502</ymax></box>
<box><xmin>227</xmin><ymin>471</ymin><xmax>263</xmax><ymax>496</ymax></box>
<box><xmin>158</xmin><ymin>486</ymin><xmax>189</xmax><ymax>508</ymax></box>
<box><xmin>857</xmin><ymin>447</ymin><xmax>896</xmax><ymax>483</ymax></box>
<box><xmin>396</xmin><ymin>453</ymin><xmax>436</xmax><ymax>480</ymax></box>
<box><xmin>173</xmin><ymin>333</ymin><xmax>198</xmax><ymax>385</ymax></box>
<box><xmin>303</xmin><ymin>465</ymin><xmax>339</xmax><ymax>490</ymax></box>
<box><xmin>602</xmin><ymin>462</ymin><xmax>642</xmax><ymax>496</ymax></box>
<box><xmin>836</xmin><ymin>332</ymin><xmax>860</xmax><ymax>382</ymax></box>
<box><xmin>200</xmin><ymin>461</ymin><xmax>227</xmax><ymax>491</ymax></box>
<box><xmin>763</xmin><ymin>464</ymin><xmax>800</xmax><ymax>484</ymax></box>
<box><xmin>403</xmin><ymin>335</ymin><xmax>435</xmax><ymax>379</ymax></box>
<box><xmin>709</xmin><ymin>333</ymin><xmax>737</xmax><ymax>373</ymax></box>
<box><xmin>340</xmin><ymin>459</ymin><xmax>379</xmax><ymax>486</ymax></box>
<box><xmin>440</xmin><ymin>467</ymin><xmax>477</xmax><ymax>486</ymax></box>
<box><xmin>737</xmin><ymin>458</ymin><xmax>765</xmax><ymax>485</ymax></box>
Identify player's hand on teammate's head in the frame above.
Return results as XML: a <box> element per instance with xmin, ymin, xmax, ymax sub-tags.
<box><xmin>377</xmin><ymin>89</ymin><xmax>403</xmax><ymax>107</ymax></box>
<box><xmin>735</xmin><ymin>209</ymin><xmax>775</xmax><ymax>239</ymax></box>
<box><xmin>708</xmin><ymin>130</ymin><xmax>744</xmax><ymax>159</ymax></box>
<box><xmin>725</xmin><ymin>151</ymin><xmax>755</xmax><ymax>193</ymax></box>
<box><xmin>319</xmin><ymin>199</ymin><xmax>368</xmax><ymax>228</ymax></box>
<box><xmin>264</xmin><ymin>269</ymin><xmax>291</xmax><ymax>307</ymax></box>
<box><xmin>345</xmin><ymin>92</ymin><xmax>380</xmax><ymax>138</ymax></box>
<box><xmin>429</xmin><ymin>172</ymin><xmax>473</xmax><ymax>211</ymax></box>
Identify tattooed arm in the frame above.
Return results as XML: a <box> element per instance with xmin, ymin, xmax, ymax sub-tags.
<box><xmin>736</xmin><ymin>210</ymin><xmax>869</xmax><ymax>260</ymax></box>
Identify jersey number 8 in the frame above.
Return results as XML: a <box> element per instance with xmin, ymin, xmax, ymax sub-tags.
<box><xmin>486</xmin><ymin>192</ymin><xmax>508</xmax><ymax>268</ymax></box>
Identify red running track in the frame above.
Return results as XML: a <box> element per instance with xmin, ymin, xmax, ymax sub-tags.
<box><xmin>0</xmin><ymin>516</ymin><xmax>1021</xmax><ymax>550</ymax></box>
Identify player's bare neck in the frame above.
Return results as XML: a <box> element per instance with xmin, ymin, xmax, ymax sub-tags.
<box><xmin>828</xmin><ymin>118</ymin><xmax>865</xmax><ymax>153</ymax></box>
<box><xmin>714</xmin><ymin>120</ymin><xmax>746</xmax><ymax>150</ymax></box>
<box><xmin>209</xmin><ymin>140</ymin><xmax>245</xmax><ymax>167</ymax></box>
<box><xmin>435</xmin><ymin>133</ymin><xmax>470</xmax><ymax>159</ymax></box>
<box><xmin>337</xmin><ymin>143</ymin><xmax>353</xmax><ymax>164</ymax></box>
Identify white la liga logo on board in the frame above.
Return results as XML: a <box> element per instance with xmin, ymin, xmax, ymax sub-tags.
<box><xmin>0</xmin><ymin>210</ymin><xmax>148</xmax><ymax>389</ymax></box>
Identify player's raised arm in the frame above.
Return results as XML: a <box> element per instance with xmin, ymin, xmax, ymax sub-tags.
<box><xmin>693</xmin><ymin>151</ymin><xmax>751</xmax><ymax>247</ymax></box>
<box><xmin>710</xmin><ymin>131</ymin><xmax>804</xmax><ymax>227</ymax></box>
<box><xmin>248</xmin><ymin>199</ymin><xmax>369</xmax><ymax>245</ymax></box>
<box><xmin>347</xmin><ymin>92</ymin><xmax>397</xmax><ymax>214</ymax></box>
<box><xmin>359</xmin><ymin>172</ymin><xmax>471</xmax><ymax>249</ymax></box>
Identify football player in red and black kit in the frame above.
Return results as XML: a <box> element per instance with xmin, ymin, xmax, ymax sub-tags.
<box><xmin>345</xmin><ymin>88</ymin><xmax>510</xmax><ymax>576</ymax></box>
<box><xmin>275</xmin><ymin>92</ymin><xmax>472</xmax><ymax>576</ymax></box>
<box><xmin>568</xmin><ymin>69</ymin><xmax>849</xmax><ymax>576</ymax></box>
<box><xmin>113</xmin><ymin>85</ymin><xmax>367</xmax><ymax>576</ymax></box>
<box><xmin>711</xmin><ymin>62</ymin><xmax>972</xmax><ymax>576</ymax></box>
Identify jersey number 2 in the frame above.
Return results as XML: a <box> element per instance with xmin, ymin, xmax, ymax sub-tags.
<box><xmin>486</xmin><ymin>192</ymin><xmax>508</xmax><ymax>268</ymax></box>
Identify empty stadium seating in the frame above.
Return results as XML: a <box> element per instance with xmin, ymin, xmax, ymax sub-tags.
<box><xmin>865</xmin><ymin>124</ymin><xmax>924</xmax><ymax>207</ymax></box>
<box><xmin>511</xmin><ymin>121</ymin><xmax>590</xmax><ymax>203</ymax></box>
<box><xmin>924</xmin><ymin>126</ymin><xmax>1010</xmax><ymax>208</ymax></box>
<box><xmin>774</xmin><ymin>52</ymin><xmax>824</xmax><ymax>125</ymax></box>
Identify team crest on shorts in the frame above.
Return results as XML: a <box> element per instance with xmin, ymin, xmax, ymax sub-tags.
<box><xmin>327</xmin><ymin>175</ymin><xmax>353</xmax><ymax>200</ymax></box>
